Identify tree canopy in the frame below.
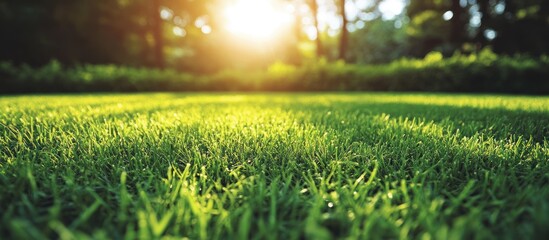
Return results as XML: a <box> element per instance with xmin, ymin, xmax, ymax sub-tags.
<box><xmin>0</xmin><ymin>0</ymin><xmax>547</xmax><ymax>71</ymax></box>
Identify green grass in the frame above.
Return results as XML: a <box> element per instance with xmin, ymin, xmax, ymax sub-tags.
<box><xmin>1</xmin><ymin>93</ymin><xmax>548</xmax><ymax>239</ymax></box>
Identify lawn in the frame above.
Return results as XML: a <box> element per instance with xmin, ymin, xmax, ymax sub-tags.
<box><xmin>1</xmin><ymin>93</ymin><xmax>548</xmax><ymax>239</ymax></box>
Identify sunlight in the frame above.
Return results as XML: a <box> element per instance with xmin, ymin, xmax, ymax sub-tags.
<box><xmin>223</xmin><ymin>0</ymin><xmax>292</xmax><ymax>40</ymax></box>
<box><xmin>378</xmin><ymin>0</ymin><xmax>405</xmax><ymax>20</ymax></box>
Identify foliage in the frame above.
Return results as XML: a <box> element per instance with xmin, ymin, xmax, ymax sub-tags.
<box><xmin>1</xmin><ymin>0</ymin><xmax>548</xmax><ymax>69</ymax></box>
<box><xmin>349</xmin><ymin>19</ymin><xmax>409</xmax><ymax>64</ymax></box>
<box><xmin>0</xmin><ymin>0</ymin><xmax>157</xmax><ymax>66</ymax></box>
<box><xmin>1</xmin><ymin>50</ymin><xmax>548</xmax><ymax>93</ymax></box>
<box><xmin>1</xmin><ymin>93</ymin><xmax>548</xmax><ymax>239</ymax></box>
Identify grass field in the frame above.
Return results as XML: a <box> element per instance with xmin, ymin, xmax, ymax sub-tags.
<box><xmin>1</xmin><ymin>93</ymin><xmax>548</xmax><ymax>239</ymax></box>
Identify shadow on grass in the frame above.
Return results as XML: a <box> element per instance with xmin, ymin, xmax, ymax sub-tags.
<box><xmin>303</xmin><ymin>104</ymin><xmax>549</xmax><ymax>238</ymax></box>
<box><xmin>300</xmin><ymin>100</ymin><xmax>548</xmax><ymax>143</ymax></box>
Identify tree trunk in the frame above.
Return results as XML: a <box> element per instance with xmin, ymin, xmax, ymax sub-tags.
<box><xmin>152</xmin><ymin>0</ymin><xmax>165</xmax><ymax>69</ymax></box>
<box><xmin>475</xmin><ymin>0</ymin><xmax>490</xmax><ymax>49</ymax></box>
<box><xmin>338</xmin><ymin>0</ymin><xmax>348</xmax><ymax>60</ymax></box>
<box><xmin>450</xmin><ymin>0</ymin><xmax>465</xmax><ymax>48</ymax></box>
<box><xmin>308</xmin><ymin>0</ymin><xmax>323</xmax><ymax>57</ymax></box>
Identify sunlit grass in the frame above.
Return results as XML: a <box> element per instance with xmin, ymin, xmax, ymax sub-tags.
<box><xmin>1</xmin><ymin>93</ymin><xmax>548</xmax><ymax>239</ymax></box>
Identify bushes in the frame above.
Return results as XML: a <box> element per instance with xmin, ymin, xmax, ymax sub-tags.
<box><xmin>2</xmin><ymin>50</ymin><xmax>549</xmax><ymax>93</ymax></box>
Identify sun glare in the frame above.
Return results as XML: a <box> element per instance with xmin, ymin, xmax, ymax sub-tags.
<box><xmin>224</xmin><ymin>0</ymin><xmax>292</xmax><ymax>40</ymax></box>
<box><xmin>378</xmin><ymin>0</ymin><xmax>405</xmax><ymax>20</ymax></box>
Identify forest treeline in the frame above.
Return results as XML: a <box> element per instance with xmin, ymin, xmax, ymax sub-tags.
<box><xmin>1</xmin><ymin>0</ymin><xmax>548</xmax><ymax>72</ymax></box>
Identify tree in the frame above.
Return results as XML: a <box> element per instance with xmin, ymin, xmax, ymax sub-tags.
<box><xmin>349</xmin><ymin>19</ymin><xmax>408</xmax><ymax>64</ymax></box>
<box><xmin>338</xmin><ymin>0</ymin><xmax>348</xmax><ymax>60</ymax></box>
<box><xmin>406</xmin><ymin>0</ymin><xmax>467</xmax><ymax>56</ymax></box>
<box><xmin>474</xmin><ymin>0</ymin><xmax>490</xmax><ymax>48</ymax></box>
<box><xmin>490</xmin><ymin>0</ymin><xmax>549</xmax><ymax>55</ymax></box>
<box><xmin>449</xmin><ymin>0</ymin><xmax>469</xmax><ymax>49</ymax></box>
<box><xmin>307</xmin><ymin>0</ymin><xmax>324</xmax><ymax>57</ymax></box>
<box><xmin>151</xmin><ymin>0</ymin><xmax>165</xmax><ymax>69</ymax></box>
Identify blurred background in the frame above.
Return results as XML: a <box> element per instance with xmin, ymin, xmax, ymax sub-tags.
<box><xmin>2</xmin><ymin>0</ymin><xmax>548</xmax><ymax>71</ymax></box>
<box><xmin>1</xmin><ymin>0</ymin><xmax>548</xmax><ymax>93</ymax></box>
